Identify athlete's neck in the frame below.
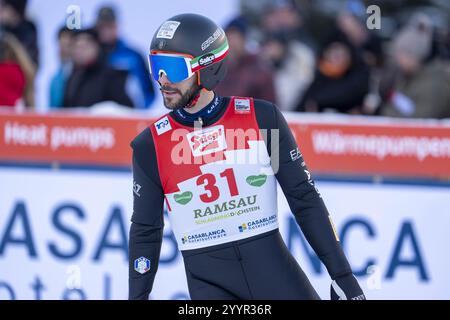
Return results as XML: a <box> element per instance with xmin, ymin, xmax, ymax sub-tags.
<box><xmin>184</xmin><ymin>89</ymin><xmax>215</xmax><ymax>114</ymax></box>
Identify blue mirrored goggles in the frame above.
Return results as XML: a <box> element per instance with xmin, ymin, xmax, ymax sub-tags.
<box><xmin>148</xmin><ymin>53</ymin><xmax>194</xmax><ymax>84</ymax></box>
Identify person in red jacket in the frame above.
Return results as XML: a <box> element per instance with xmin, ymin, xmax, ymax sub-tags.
<box><xmin>0</xmin><ymin>62</ymin><xmax>25</xmax><ymax>107</ymax></box>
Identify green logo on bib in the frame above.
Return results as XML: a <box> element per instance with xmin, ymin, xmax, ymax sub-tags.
<box><xmin>174</xmin><ymin>191</ymin><xmax>193</xmax><ymax>205</ymax></box>
<box><xmin>246</xmin><ymin>174</ymin><xmax>267</xmax><ymax>187</ymax></box>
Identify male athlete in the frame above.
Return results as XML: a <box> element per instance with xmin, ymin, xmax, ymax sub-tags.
<box><xmin>129</xmin><ymin>13</ymin><xmax>365</xmax><ymax>300</ymax></box>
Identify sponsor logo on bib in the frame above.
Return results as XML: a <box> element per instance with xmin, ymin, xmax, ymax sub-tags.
<box><xmin>198</xmin><ymin>53</ymin><xmax>215</xmax><ymax>67</ymax></box>
<box><xmin>134</xmin><ymin>257</ymin><xmax>151</xmax><ymax>274</ymax></box>
<box><xmin>181</xmin><ymin>229</ymin><xmax>227</xmax><ymax>245</ymax></box>
<box><xmin>187</xmin><ymin>125</ymin><xmax>227</xmax><ymax>157</ymax></box>
<box><xmin>234</xmin><ymin>98</ymin><xmax>250</xmax><ymax>113</ymax></box>
<box><xmin>238</xmin><ymin>214</ymin><xmax>277</xmax><ymax>232</ymax></box>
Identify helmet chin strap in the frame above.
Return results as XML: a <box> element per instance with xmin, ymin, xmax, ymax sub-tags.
<box><xmin>184</xmin><ymin>85</ymin><xmax>203</xmax><ymax>109</ymax></box>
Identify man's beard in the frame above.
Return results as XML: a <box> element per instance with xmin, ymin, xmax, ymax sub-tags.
<box><xmin>161</xmin><ymin>83</ymin><xmax>201</xmax><ymax>110</ymax></box>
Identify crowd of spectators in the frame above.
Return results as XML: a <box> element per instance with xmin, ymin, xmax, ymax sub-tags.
<box><xmin>1</xmin><ymin>0</ymin><xmax>449</xmax><ymax>119</ymax></box>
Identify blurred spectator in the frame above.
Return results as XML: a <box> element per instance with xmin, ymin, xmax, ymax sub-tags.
<box><xmin>0</xmin><ymin>31</ymin><xmax>36</xmax><ymax>108</ymax></box>
<box><xmin>296</xmin><ymin>31</ymin><xmax>370</xmax><ymax>114</ymax></box>
<box><xmin>337</xmin><ymin>0</ymin><xmax>383</xmax><ymax>68</ymax></box>
<box><xmin>95</xmin><ymin>5</ymin><xmax>155</xmax><ymax>109</ymax></box>
<box><xmin>0</xmin><ymin>0</ymin><xmax>38</xmax><ymax>66</ymax></box>
<box><xmin>260</xmin><ymin>1</ymin><xmax>316</xmax><ymax>111</ymax></box>
<box><xmin>443</xmin><ymin>22</ymin><xmax>450</xmax><ymax>60</ymax></box>
<box><xmin>63</xmin><ymin>28</ymin><xmax>133</xmax><ymax>108</ymax></box>
<box><xmin>49</xmin><ymin>27</ymin><xmax>74</xmax><ymax>108</ymax></box>
<box><xmin>380</xmin><ymin>13</ymin><xmax>450</xmax><ymax>119</ymax></box>
<box><xmin>215</xmin><ymin>16</ymin><xmax>275</xmax><ymax>102</ymax></box>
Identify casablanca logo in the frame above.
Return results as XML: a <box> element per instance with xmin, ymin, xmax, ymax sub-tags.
<box><xmin>238</xmin><ymin>223</ymin><xmax>248</xmax><ymax>233</ymax></box>
<box><xmin>181</xmin><ymin>229</ymin><xmax>226</xmax><ymax>245</ymax></box>
<box><xmin>133</xmin><ymin>180</ymin><xmax>142</xmax><ymax>197</ymax></box>
<box><xmin>134</xmin><ymin>257</ymin><xmax>151</xmax><ymax>274</ymax></box>
<box><xmin>246</xmin><ymin>174</ymin><xmax>267</xmax><ymax>187</ymax></box>
<box><xmin>243</xmin><ymin>215</ymin><xmax>277</xmax><ymax>232</ymax></box>
<box><xmin>174</xmin><ymin>191</ymin><xmax>193</xmax><ymax>205</ymax></box>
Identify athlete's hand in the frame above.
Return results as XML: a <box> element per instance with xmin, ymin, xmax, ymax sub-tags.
<box><xmin>330</xmin><ymin>273</ymin><xmax>366</xmax><ymax>300</ymax></box>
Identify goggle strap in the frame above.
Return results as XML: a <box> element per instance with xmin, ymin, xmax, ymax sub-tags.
<box><xmin>190</xmin><ymin>41</ymin><xmax>229</xmax><ymax>73</ymax></box>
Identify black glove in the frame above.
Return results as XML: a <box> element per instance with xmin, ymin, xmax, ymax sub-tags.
<box><xmin>330</xmin><ymin>273</ymin><xmax>366</xmax><ymax>300</ymax></box>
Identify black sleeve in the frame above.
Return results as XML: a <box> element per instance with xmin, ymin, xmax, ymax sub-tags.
<box><xmin>254</xmin><ymin>100</ymin><xmax>352</xmax><ymax>279</ymax></box>
<box><xmin>128</xmin><ymin>128</ymin><xmax>165</xmax><ymax>299</ymax></box>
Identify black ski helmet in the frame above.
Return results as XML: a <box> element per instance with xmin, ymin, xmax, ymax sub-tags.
<box><xmin>150</xmin><ymin>13</ymin><xmax>229</xmax><ymax>90</ymax></box>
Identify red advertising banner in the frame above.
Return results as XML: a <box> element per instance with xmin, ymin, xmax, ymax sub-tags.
<box><xmin>289</xmin><ymin>120</ymin><xmax>450</xmax><ymax>179</ymax></box>
<box><xmin>0</xmin><ymin>112</ymin><xmax>151</xmax><ymax>166</ymax></box>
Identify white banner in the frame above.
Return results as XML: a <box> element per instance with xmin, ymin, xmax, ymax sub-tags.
<box><xmin>0</xmin><ymin>167</ymin><xmax>449</xmax><ymax>299</ymax></box>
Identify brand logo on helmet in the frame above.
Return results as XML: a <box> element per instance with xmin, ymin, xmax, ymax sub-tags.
<box><xmin>181</xmin><ymin>229</ymin><xmax>226</xmax><ymax>245</ymax></box>
<box><xmin>198</xmin><ymin>53</ymin><xmax>215</xmax><ymax>67</ymax></box>
<box><xmin>201</xmin><ymin>28</ymin><xmax>223</xmax><ymax>51</ymax></box>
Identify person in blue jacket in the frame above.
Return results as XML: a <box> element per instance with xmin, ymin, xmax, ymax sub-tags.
<box><xmin>95</xmin><ymin>6</ymin><xmax>155</xmax><ymax>109</ymax></box>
